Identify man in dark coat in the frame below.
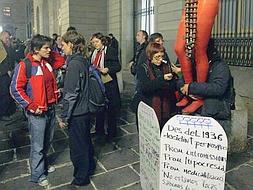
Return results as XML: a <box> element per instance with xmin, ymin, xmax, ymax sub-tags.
<box><xmin>179</xmin><ymin>39</ymin><xmax>234</xmax><ymax>120</ymax></box>
<box><xmin>108</xmin><ymin>33</ymin><xmax>119</xmax><ymax>55</ymax></box>
<box><xmin>0</xmin><ymin>31</ymin><xmax>15</xmax><ymax>121</ymax></box>
<box><xmin>129</xmin><ymin>30</ymin><xmax>148</xmax><ymax>76</ymax></box>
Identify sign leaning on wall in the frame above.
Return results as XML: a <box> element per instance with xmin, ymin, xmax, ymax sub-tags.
<box><xmin>138</xmin><ymin>102</ymin><xmax>160</xmax><ymax>190</ymax></box>
<box><xmin>160</xmin><ymin>115</ymin><xmax>228</xmax><ymax>190</ymax></box>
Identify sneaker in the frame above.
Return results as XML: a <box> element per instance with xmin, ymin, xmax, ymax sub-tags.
<box><xmin>38</xmin><ymin>178</ymin><xmax>49</xmax><ymax>187</ymax></box>
<box><xmin>47</xmin><ymin>165</ymin><xmax>56</xmax><ymax>173</ymax></box>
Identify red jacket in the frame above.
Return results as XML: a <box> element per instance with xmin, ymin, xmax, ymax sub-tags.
<box><xmin>10</xmin><ymin>52</ymin><xmax>65</xmax><ymax>112</ymax></box>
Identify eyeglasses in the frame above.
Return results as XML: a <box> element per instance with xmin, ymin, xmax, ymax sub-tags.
<box><xmin>153</xmin><ymin>54</ymin><xmax>164</xmax><ymax>61</ymax></box>
<box><xmin>155</xmin><ymin>38</ymin><xmax>164</xmax><ymax>44</ymax></box>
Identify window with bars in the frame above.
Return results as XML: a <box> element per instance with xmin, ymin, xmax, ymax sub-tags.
<box><xmin>212</xmin><ymin>0</ymin><xmax>252</xmax><ymax>67</ymax></box>
<box><xmin>3</xmin><ymin>7</ymin><xmax>11</xmax><ymax>17</ymax></box>
<box><xmin>134</xmin><ymin>0</ymin><xmax>154</xmax><ymax>35</ymax></box>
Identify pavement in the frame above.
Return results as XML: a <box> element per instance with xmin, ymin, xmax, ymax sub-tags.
<box><xmin>0</xmin><ymin>82</ymin><xmax>253</xmax><ymax>190</ymax></box>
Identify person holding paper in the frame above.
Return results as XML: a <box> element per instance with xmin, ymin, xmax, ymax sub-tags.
<box><xmin>91</xmin><ymin>32</ymin><xmax>121</xmax><ymax>141</ymax></box>
<box><xmin>133</xmin><ymin>42</ymin><xmax>177</xmax><ymax>129</ymax></box>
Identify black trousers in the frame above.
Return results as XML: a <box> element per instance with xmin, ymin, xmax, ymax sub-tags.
<box><xmin>95</xmin><ymin>107</ymin><xmax>117</xmax><ymax>138</ymax></box>
<box><xmin>68</xmin><ymin>114</ymin><xmax>95</xmax><ymax>183</ymax></box>
<box><xmin>0</xmin><ymin>74</ymin><xmax>14</xmax><ymax>117</ymax></box>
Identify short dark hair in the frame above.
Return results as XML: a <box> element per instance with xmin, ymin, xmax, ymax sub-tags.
<box><xmin>139</xmin><ymin>30</ymin><xmax>148</xmax><ymax>41</ymax></box>
<box><xmin>30</xmin><ymin>34</ymin><xmax>52</xmax><ymax>53</ymax></box>
<box><xmin>67</xmin><ymin>26</ymin><xmax>76</xmax><ymax>32</ymax></box>
<box><xmin>91</xmin><ymin>32</ymin><xmax>108</xmax><ymax>45</ymax></box>
<box><xmin>62</xmin><ymin>30</ymin><xmax>86</xmax><ymax>54</ymax></box>
<box><xmin>108</xmin><ymin>33</ymin><xmax>113</xmax><ymax>37</ymax></box>
<box><xmin>149</xmin><ymin>33</ymin><xmax>163</xmax><ymax>42</ymax></box>
<box><xmin>52</xmin><ymin>33</ymin><xmax>58</xmax><ymax>41</ymax></box>
<box><xmin>0</xmin><ymin>30</ymin><xmax>11</xmax><ymax>38</ymax></box>
<box><xmin>146</xmin><ymin>42</ymin><xmax>165</xmax><ymax>60</ymax></box>
<box><xmin>207</xmin><ymin>38</ymin><xmax>219</xmax><ymax>59</ymax></box>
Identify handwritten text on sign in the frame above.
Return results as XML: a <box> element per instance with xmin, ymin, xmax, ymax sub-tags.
<box><xmin>160</xmin><ymin>115</ymin><xmax>228</xmax><ymax>190</ymax></box>
<box><xmin>138</xmin><ymin>102</ymin><xmax>160</xmax><ymax>190</ymax></box>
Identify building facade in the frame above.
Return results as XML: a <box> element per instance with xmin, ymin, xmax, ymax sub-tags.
<box><xmin>0</xmin><ymin>0</ymin><xmax>31</xmax><ymax>40</ymax></box>
<box><xmin>33</xmin><ymin>0</ymin><xmax>253</xmax><ymax>120</ymax></box>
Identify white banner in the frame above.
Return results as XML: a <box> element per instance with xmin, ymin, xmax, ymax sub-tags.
<box><xmin>160</xmin><ymin>115</ymin><xmax>228</xmax><ymax>190</ymax></box>
<box><xmin>138</xmin><ymin>102</ymin><xmax>160</xmax><ymax>190</ymax></box>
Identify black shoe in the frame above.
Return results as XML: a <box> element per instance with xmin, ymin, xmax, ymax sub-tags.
<box><xmin>0</xmin><ymin>116</ymin><xmax>12</xmax><ymax>121</ymax></box>
<box><xmin>71</xmin><ymin>178</ymin><xmax>90</xmax><ymax>186</ymax></box>
<box><xmin>89</xmin><ymin>164</ymin><xmax>96</xmax><ymax>176</ymax></box>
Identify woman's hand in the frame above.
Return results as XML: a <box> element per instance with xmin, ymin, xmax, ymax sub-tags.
<box><xmin>171</xmin><ymin>63</ymin><xmax>181</xmax><ymax>74</ymax></box>
<box><xmin>59</xmin><ymin>121</ymin><xmax>67</xmax><ymax>129</ymax></box>
<box><xmin>164</xmin><ymin>73</ymin><xmax>173</xmax><ymax>81</ymax></box>
<box><xmin>99</xmin><ymin>67</ymin><xmax>109</xmax><ymax>74</ymax></box>
<box><xmin>35</xmin><ymin>108</ymin><xmax>43</xmax><ymax>115</ymax></box>
<box><xmin>56</xmin><ymin>115</ymin><xmax>68</xmax><ymax>129</ymax></box>
<box><xmin>180</xmin><ymin>84</ymin><xmax>189</xmax><ymax>95</ymax></box>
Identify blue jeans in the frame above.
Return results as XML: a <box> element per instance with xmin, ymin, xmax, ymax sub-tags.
<box><xmin>27</xmin><ymin>106</ymin><xmax>56</xmax><ymax>182</ymax></box>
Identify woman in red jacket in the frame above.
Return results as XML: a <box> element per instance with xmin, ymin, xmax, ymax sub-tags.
<box><xmin>175</xmin><ymin>0</ymin><xmax>219</xmax><ymax>114</ymax></box>
<box><xmin>10</xmin><ymin>34</ymin><xmax>65</xmax><ymax>187</ymax></box>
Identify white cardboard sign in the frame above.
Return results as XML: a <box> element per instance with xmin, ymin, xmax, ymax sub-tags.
<box><xmin>138</xmin><ymin>102</ymin><xmax>160</xmax><ymax>190</ymax></box>
<box><xmin>160</xmin><ymin>115</ymin><xmax>228</xmax><ymax>190</ymax></box>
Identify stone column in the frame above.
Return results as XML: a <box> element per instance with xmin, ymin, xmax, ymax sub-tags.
<box><xmin>120</xmin><ymin>0</ymin><xmax>135</xmax><ymax>86</ymax></box>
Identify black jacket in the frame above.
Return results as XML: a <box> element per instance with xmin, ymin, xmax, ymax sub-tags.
<box><xmin>188</xmin><ymin>52</ymin><xmax>233</xmax><ymax>120</ymax></box>
<box><xmin>61</xmin><ymin>54</ymin><xmax>89</xmax><ymax>122</ymax></box>
<box><xmin>130</xmin><ymin>42</ymin><xmax>148</xmax><ymax>75</ymax></box>
<box><xmin>99</xmin><ymin>46</ymin><xmax>121</xmax><ymax>109</ymax></box>
<box><xmin>132</xmin><ymin>60</ymin><xmax>176</xmax><ymax>113</ymax></box>
<box><xmin>109</xmin><ymin>37</ymin><xmax>119</xmax><ymax>55</ymax></box>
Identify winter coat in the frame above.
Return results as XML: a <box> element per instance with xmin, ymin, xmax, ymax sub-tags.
<box><xmin>10</xmin><ymin>52</ymin><xmax>65</xmax><ymax>112</ymax></box>
<box><xmin>132</xmin><ymin>60</ymin><xmax>176</xmax><ymax>125</ymax></box>
<box><xmin>60</xmin><ymin>54</ymin><xmax>90</xmax><ymax>122</ymax></box>
<box><xmin>188</xmin><ymin>51</ymin><xmax>233</xmax><ymax>120</ymax></box>
<box><xmin>92</xmin><ymin>46</ymin><xmax>121</xmax><ymax>109</ymax></box>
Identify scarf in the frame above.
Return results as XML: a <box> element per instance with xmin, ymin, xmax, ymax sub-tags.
<box><xmin>91</xmin><ymin>46</ymin><xmax>107</xmax><ymax>68</ymax></box>
<box><xmin>147</xmin><ymin>61</ymin><xmax>176</xmax><ymax>126</ymax></box>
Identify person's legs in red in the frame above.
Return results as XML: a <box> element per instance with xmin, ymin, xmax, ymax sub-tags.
<box><xmin>175</xmin><ymin>10</ymin><xmax>193</xmax><ymax>107</ymax></box>
<box><xmin>182</xmin><ymin>0</ymin><xmax>219</xmax><ymax>114</ymax></box>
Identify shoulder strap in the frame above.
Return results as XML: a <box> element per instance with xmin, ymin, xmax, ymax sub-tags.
<box><xmin>23</xmin><ymin>58</ymin><xmax>32</xmax><ymax>79</ymax></box>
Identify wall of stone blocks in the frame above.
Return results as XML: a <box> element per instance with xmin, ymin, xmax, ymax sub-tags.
<box><xmin>107</xmin><ymin>0</ymin><xmax>135</xmax><ymax>86</ymax></box>
<box><xmin>68</xmin><ymin>0</ymin><xmax>107</xmax><ymax>40</ymax></box>
<box><xmin>230</xmin><ymin>67</ymin><xmax>253</xmax><ymax>122</ymax></box>
<box><xmin>155</xmin><ymin>0</ymin><xmax>183</xmax><ymax>63</ymax></box>
<box><xmin>107</xmin><ymin>0</ymin><xmax>120</xmax><ymax>39</ymax></box>
<box><xmin>33</xmin><ymin>0</ymin><xmax>70</xmax><ymax>36</ymax></box>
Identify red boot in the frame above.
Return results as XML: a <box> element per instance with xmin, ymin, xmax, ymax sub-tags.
<box><xmin>176</xmin><ymin>97</ymin><xmax>190</xmax><ymax>107</ymax></box>
<box><xmin>182</xmin><ymin>99</ymin><xmax>204</xmax><ymax>114</ymax></box>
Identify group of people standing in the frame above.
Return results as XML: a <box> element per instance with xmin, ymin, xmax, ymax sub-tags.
<box><xmin>130</xmin><ymin>29</ymin><xmax>234</xmax><ymax>130</ymax></box>
<box><xmin>129</xmin><ymin>0</ymin><xmax>234</xmax><ymax>132</ymax></box>
<box><xmin>2</xmin><ymin>1</ymin><xmax>234</xmax><ymax>186</ymax></box>
<box><xmin>8</xmin><ymin>28</ymin><xmax>121</xmax><ymax>187</ymax></box>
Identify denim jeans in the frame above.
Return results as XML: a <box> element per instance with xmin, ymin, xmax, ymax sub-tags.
<box><xmin>27</xmin><ymin>106</ymin><xmax>56</xmax><ymax>182</ymax></box>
